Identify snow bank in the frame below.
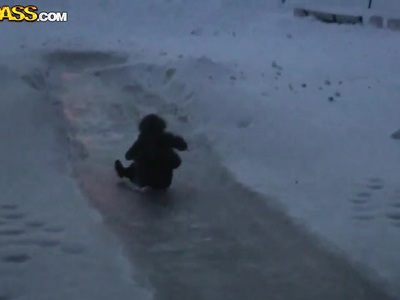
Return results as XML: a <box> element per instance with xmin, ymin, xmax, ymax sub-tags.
<box><xmin>0</xmin><ymin>56</ymin><xmax>151</xmax><ymax>299</ymax></box>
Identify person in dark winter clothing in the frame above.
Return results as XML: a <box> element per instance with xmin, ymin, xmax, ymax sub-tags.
<box><xmin>114</xmin><ymin>114</ymin><xmax>188</xmax><ymax>189</ymax></box>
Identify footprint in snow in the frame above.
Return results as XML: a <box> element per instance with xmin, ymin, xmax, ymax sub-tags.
<box><xmin>25</xmin><ymin>221</ymin><xmax>46</xmax><ymax>228</ymax></box>
<box><xmin>0</xmin><ymin>229</ymin><xmax>25</xmax><ymax>237</ymax></box>
<box><xmin>1</xmin><ymin>253</ymin><xmax>31</xmax><ymax>264</ymax></box>
<box><xmin>366</xmin><ymin>177</ymin><xmax>384</xmax><ymax>191</ymax></box>
<box><xmin>1</xmin><ymin>213</ymin><xmax>26</xmax><ymax>221</ymax></box>
<box><xmin>350</xmin><ymin>194</ymin><xmax>373</xmax><ymax>220</ymax></box>
<box><xmin>0</xmin><ymin>204</ymin><xmax>19</xmax><ymax>210</ymax></box>
<box><xmin>387</xmin><ymin>189</ymin><xmax>400</xmax><ymax>227</ymax></box>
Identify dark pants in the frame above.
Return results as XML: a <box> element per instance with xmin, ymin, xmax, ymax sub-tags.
<box><xmin>124</xmin><ymin>162</ymin><xmax>173</xmax><ymax>190</ymax></box>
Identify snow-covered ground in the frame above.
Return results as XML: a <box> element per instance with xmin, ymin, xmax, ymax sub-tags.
<box><xmin>1</xmin><ymin>0</ymin><xmax>400</xmax><ymax>298</ymax></box>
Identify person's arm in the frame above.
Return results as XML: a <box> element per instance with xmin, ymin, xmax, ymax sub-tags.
<box><xmin>164</xmin><ymin>133</ymin><xmax>188</xmax><ymax>151</ymax></box>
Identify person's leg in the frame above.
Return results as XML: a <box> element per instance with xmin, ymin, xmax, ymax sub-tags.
<box><xmin>115</xmin><ymin>160</ymin><xmax>148</xmax><ymax>188</ymax></box>
<box><xmin>125</xmin><ymin>163</ymin><xmax>137</xmax><ymax>179</ymax></box>
<box><xmin>114</xmin><ymin>160</ymin><xmax>127</xmax><ymax>178</ymax></box>
<box><xmin>149</xmin><ymin>169</ymin><xmax>173</xmax><ymax>190</ymax></box>
<box><xmin>116</xmin><ymin>159</ymin><xmax>173</xmax><ymax>189</ymax></box>
<box><xmin>115</xmin><ymin>160</ymin><xmax>136</xmax><ymax>180</ymax></box>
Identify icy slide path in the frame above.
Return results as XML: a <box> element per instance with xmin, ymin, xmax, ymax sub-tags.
<box><xmin>47</xmin><ymin>49</ymin><xmax>394</xmax><ymax>300</ymax></box>
<box><xmin>0</xmin><ymin>58</ymin><xmax>151</xmax><ymax>299</ymax></box>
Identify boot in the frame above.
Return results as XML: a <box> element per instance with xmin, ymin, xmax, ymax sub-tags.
<box><xmin>114</xmin><ymin>160</ymin><xmax>126</xmax><ymax>178</ymax></box>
